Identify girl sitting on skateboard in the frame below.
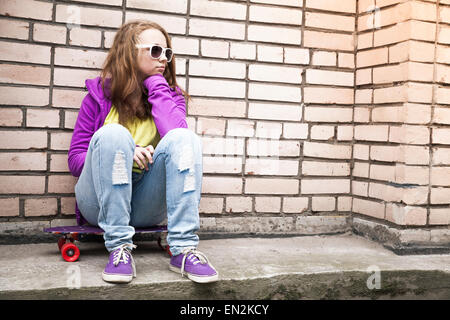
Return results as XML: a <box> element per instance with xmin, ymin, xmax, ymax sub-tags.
<box><xmin>68</xmin><ymin>20</ymin><xmax>218</xmax><ymax>284</ymax></box>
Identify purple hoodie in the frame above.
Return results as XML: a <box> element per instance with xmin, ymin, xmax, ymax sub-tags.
<box><xmin>68</xmin><ymin>73</ymin><xmax>187</xmax><ymax>224</ymax></box>
<box><xmin>68</xmin><ymin>73</ymin><xmax>187</xmax><ymax>177</ymax></box>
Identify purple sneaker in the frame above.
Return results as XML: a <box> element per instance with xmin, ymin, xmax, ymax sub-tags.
<box><xmin>102</xmin><ymin>244</ymin><xmax>137</xmax><ymax>283</ymax></box>
<box><xmin>169</xmin><ymin>248</ymin><xmax>219</xmax><ymax>283</ymax></box>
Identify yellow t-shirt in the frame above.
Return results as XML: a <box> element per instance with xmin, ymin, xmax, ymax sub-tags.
<box><xmin>104</xmin><ymin>105</ymin><xmax>161</xmax><ymax>173</ymax></box>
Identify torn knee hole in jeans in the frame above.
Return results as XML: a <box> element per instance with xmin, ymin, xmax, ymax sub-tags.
<box><xmin>112</xmin><ymin>151</ymin><xmax>129</xmax><ymax>185</ymax></box>
<box><xmin>178</xmin><ymin>145</ymin><xmax>196</xmax><ymax>193</ymax></box>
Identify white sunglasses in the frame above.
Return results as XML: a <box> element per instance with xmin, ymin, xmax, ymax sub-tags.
<box><xmin>136</xmin><ymin>44</ymin><xmax>173</xmax><ymax>62</ymax></box>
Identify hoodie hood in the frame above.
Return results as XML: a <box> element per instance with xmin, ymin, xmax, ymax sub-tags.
<box><xmin>84</xmin><ymin>76</ymin><xmax>113</xmax><ymax>122</ymax></box>
<box><xmin>85</xmin><ymin>76</ymin><xmax>111</xmax><ymax>104</ymax></box>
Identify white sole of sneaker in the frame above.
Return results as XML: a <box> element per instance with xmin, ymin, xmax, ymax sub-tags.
<box><xmin>102</xmin><ymin>272</ymin><xmax>133</xmax><ymax>283</ymax></box>
<box><xmin>169</xmin><ymin>265</ymin><xmax>219</xmax><ymax>283</ymax></box>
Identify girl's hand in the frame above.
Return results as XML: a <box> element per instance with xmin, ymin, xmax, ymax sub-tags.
<box><xmin>134</xmin><ymin>145</ymin><xmax>154</xmax><ymax>171</ymax></box>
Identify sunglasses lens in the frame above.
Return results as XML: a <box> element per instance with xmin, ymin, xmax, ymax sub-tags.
<box><xmin>150</xmin><ymin>46</ymin><xmax>163</xmax><ymax>59</ymax></box>
<box><xmin>166</xmin><ymin>48</ymin><xmax>173</xmax><ymax>61</ymax></box>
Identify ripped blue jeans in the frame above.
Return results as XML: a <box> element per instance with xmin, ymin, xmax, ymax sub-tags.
<box><xmin>74</xmin><ymin>124</ymin><xmax>202</xmax><ymax>255</ymax></box>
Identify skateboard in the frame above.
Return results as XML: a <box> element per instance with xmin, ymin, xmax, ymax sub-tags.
<box><xmin>44</xmin><ymin>225</ymin><xmax>169</xmax><ymax>262</ymax></box>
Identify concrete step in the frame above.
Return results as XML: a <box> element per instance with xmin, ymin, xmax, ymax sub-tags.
<box><xmin>0</xmin><ymin>233</ymin><xmax>449</xmax><ymax>300</ymax></box>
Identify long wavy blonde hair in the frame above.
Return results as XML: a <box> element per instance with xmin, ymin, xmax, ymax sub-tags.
<box><xmin>100</xmin><ymin>20</ymin><xmax>189</xmax><ymax>126</ymax></box>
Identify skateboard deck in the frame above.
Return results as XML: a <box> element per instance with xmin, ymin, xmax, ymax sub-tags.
<box><xmin>44</xmin><ymin>225</ymin><xmax>169</xmax><ymax>262</ymax></box>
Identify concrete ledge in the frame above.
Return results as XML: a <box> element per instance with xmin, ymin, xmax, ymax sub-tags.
<box><xmin>352</xmin><ymin>218</ymin><xmax>450</xmax><ymax>255</ymax></box>
<box><xmin>1</xmin><ymin>234</ymin><xmax>449</xmax><ymax>299</ymax></box>
<box><xmin>0</xmin><ymin>216</ymin><xmax>352</xmax><ymax>244</ymax></box>
<box><xmin>1</xmin><ymin>217</ymin><xmax>448</xmax><ymax>257</ymax></box>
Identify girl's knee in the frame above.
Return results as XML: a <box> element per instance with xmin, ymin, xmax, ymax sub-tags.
<box><xmin>164</xmin><ymin>128</ymin><xmax>201</xmax><ymax>148</ymax></box>
<box><xmin>94</xmin><ymin>123</ymin><xmax>128</xmax><ymax>138</ymax></box>
<box><xmin>92</xmin><ymin>124</ymin><xmax>134</xmax><ymax>148</ymax></box>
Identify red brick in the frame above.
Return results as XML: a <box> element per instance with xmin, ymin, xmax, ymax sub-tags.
<box><xmin>225</xmin><ymin>196</ymin><xmax>252</xmax><ymax>213</ymax></box>
<box><xmin>64</xmin><ymin>110</ymin><xmax>78</xmax><ymax>129</ymax></box>
<box><xmin>0</xmin><ymin>198</ymin><xmax>20</xmax><ymax>217</ymax></box>
<box><xmin>0</xmin><ymin>18</ymin><xmax>29</xmax><ymax>40</ymax></box>
<box><xmin>56</xmin><ymin>4</ymin><xmax>122</xmax><ymax>28</ymax></box>
<box><xmin>283</xmin><ymin>197</ymin><xmax>309</xmax><ymax>213</ymax></box>
<box><xmin>311</xmin><ymin>125</ymin><xmax>334</xmax><ymax>140</ymax></box>
<box><xmin>312</xmin><ymin>196</ymin><xmax>335</xmax><ymax>211</ymax></box>
<box><xmin>305</xmin><ymin>0</ymin><xmax>356</xmax><ymax>13</ymax></box>
<box><xmin>69</xmin><ymin>27</ymin><xmax>101</xmax><ymax>47</ymax></box>
<box><xmin>429</xmin><ymin>208</ymin><xmax>450</xmax><ymax>225</ymax></box>
<box><xmin>50</xmin><ymin>132</ymin><xmax>73</xmax><ymax>151</ymax></box>
<box><xmin>0</xmin><ymin>176</ymin><xmax>45</xmax><ymax>194</ymax></box>
<box><xmin>52</xmin><ymin>89</ymin><xmax>86</xmax><ymax>109</ymax></box>
<box><xmin>53</xmin><ymin>68</ymin><xmax>100</xmax><ymax>88</ymax></box>
<box><xmin>304</xmin><ymin>87</ymin><xmax>354</xmax><ymax>104</ymax></box>
<box><xmin>303</xmin><ymin>141</ymin><xmax>352</xmax><ymax>159</ymax></box>
<box><xmin>0</xmin><ymin>152</ymin><xmax>46</xmax><ymax>171</ymax></box>
<box><xmin>301</xmin><ymin>179</ymin><xmax>350</xmax><ymax>194</ymax></box>
<box><xmin>0</xmin><ymin>108</ymin><xmax>22</xmax><ymax>126</ymax></box>
<box><xmin>54</xmin><ymin>47</ymin><xmax>107</xmax><ymax>69</ymax></box>
<box><xmin>312</xmin><ymin>51</ymin><xmax>336</xmax><ymax>66</ymax></box>
<box><xmin>202</xmin><ymin>177</ymin><xmax>243</xmax><ymax>194</ymax></box>
<box><xmin>304</xmin><ymin>107</ymin><xmax>352</xmax><ymax>123</ymax></box>
<box><xmin>353</xmin><ymin>198</ymin><xmax>385</xmax><ymax>219</ymax></box>
<box><xmin>199</xmin><ymin>197</ymin><xmax>223</xmax><ymax>214</ymax></box>
<box><xmin>430</xmin><ymin>187</ymin><xmax>450</xmax><ymax>204</ymax></box>
<box><xmin>250</xmin><ymin>5</ymin><xmax>301</xmax><ymax>25</ymax></box>
<box><xmin>203</xmin><ymin>156</ymin><xmax>242</xmax><ymax>174</ymax></box>
<box><xmin>245</xmin><ymin>158</ymin><xmax>298</xmax><ymax>176</ymax></box>
<box><xmin>0</xmin><ymin>64</ymin><xmax>51</xmax><ymax>86</ymax></box>
<box><xmin>226</xmin><ymin>120</ymin><xmax>255</xmax><ymax>137</ymax></box>
<box><xmin>245</xmin><ymin>178</ymin><xmax>299</xmax><ymax>195</ymax></box>
<box><xmin>306</xmin><ymin>11</ymin><xmax>354</xmax><ymax>32</ymax></box>
<box><xmin>0</xmin><ymin>130</ymin><xmax>47</xmax><ymax>149</ymax></box>
<box><xmin>430</xmin><ymin>167</ymin><xmax>450</xmax><ymax>187</ymax></box>
<box><xmin>386</xmin><ymin>204</ymin><xmax>427</xmax><ymax>226</ymax></box>
<box><xmin>0</xmin><ymin>41</ymin><xmax>51</xmax><ymax>64</ymax></box>
<box><xmin>354</xmin><ymin>125</ymin><xmax>389</xmax><ymax>142</ymax></box>
<box><xmin>33</xmin><ymin>23</ymin><xmax>66</xmax><ymax>44</ymax></box>
<box><xmin>255</xmin><ymin>196</ymin><xmax>281</xmax><ymax>213</ymax></box>
<box><xmin>48</xmin><ymin>175</ymin><xmax>77</xmax><ymax>194</ymax></box>
<box><xmin>304</xmin><ymin>30</ymin><xmax>354</xmax><ymax>51</ymax></box>
<box><xmin>0</xmin><ymin>86</ymin><xmax>49</xmax><ymax>106</ymax></box>
<box><xmin>61</xmin><ymin>197</ymin><xmax>76</xmax><ymax>215</ymax></box>
<box><xmin>190</xmin><ymin>18</ymin><xmax>245</xmax><ymax>40</ymax></box>
<box><xmin>50</xmin><ymin>154</ymin><xmax>69</xmax><ymax>172</ymax></box>
<box><xmin>357</xmin><ymin>47</ymin><xmax>388</xmax><ymax>68</ymax></box>
<box><xmin>0</xmin><ymin>0</ymin><xmax>53</xmax><ymax>21</ymax></box>
<box><xmin>302</xmin><ymin>161</ymin><xmax>350</xmax><ymax>176</ymax></box>
<box><xmin>27</xmin><ymin>108</ymin><xmax>60</xmax><ymax>128</ymax></box>
<box><xmin>188</xmin><ymin>98</ymin><xmax>246</xmax><ymax>118</ymax></box>
<box><xmin>24</xmin><ymin>198</ymin><xmax>58</xmax><ymax>217</ymax></box>
<box><xmin>248</xmin><ymin>25</ymin><xmax>301</xmax><ymax>45</ymax></box>
<box><xmin>306</xmin><ymin>69</ymin><xmax>354</xmax><ymax>87</ymax></box>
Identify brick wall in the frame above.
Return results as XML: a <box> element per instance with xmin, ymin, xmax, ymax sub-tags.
<box><xmin>355</xmin><ymin>0</ymin><xmax>450</xmax><ymax>229</ymax></box>
<box><xmin>0</xmin><ymin>0</ymin><xmax>448</xmax><ymax>239</ymax></box>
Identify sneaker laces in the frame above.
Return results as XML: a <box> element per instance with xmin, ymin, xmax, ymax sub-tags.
<box><xmin>180</xmin><ymin>248</ymin><xmax>209</xmax><ymax>277</ymax></box>
<box><xmin>113</xmin><ymin>244</ymin><xmax>137</xmax><ymax>266</ymax></box>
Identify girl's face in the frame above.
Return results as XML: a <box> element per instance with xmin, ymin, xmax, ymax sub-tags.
<box><xmin>136</xmin><ymin>28</ymin><xmax>169</xmax><ymax>79</ymax></box>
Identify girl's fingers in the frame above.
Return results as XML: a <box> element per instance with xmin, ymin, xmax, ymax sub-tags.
<box><xmin>134</xmin><ymin>154</ymin><xmax>145</xmax><ymax>170</ymax></box>
<box><xmin>142</xmin><ymin>147</ymin><xmax>153</xmax><ymax>164</ymax></box>
<box><xmin>134</xmin><ymin>150</ymin><xmax>148</xmax><ymax>170</ymax></box>
<box><xmin>134</xmin><ymin>147</ymin><xmax>155</xmax><ymax>170</ymax></box>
